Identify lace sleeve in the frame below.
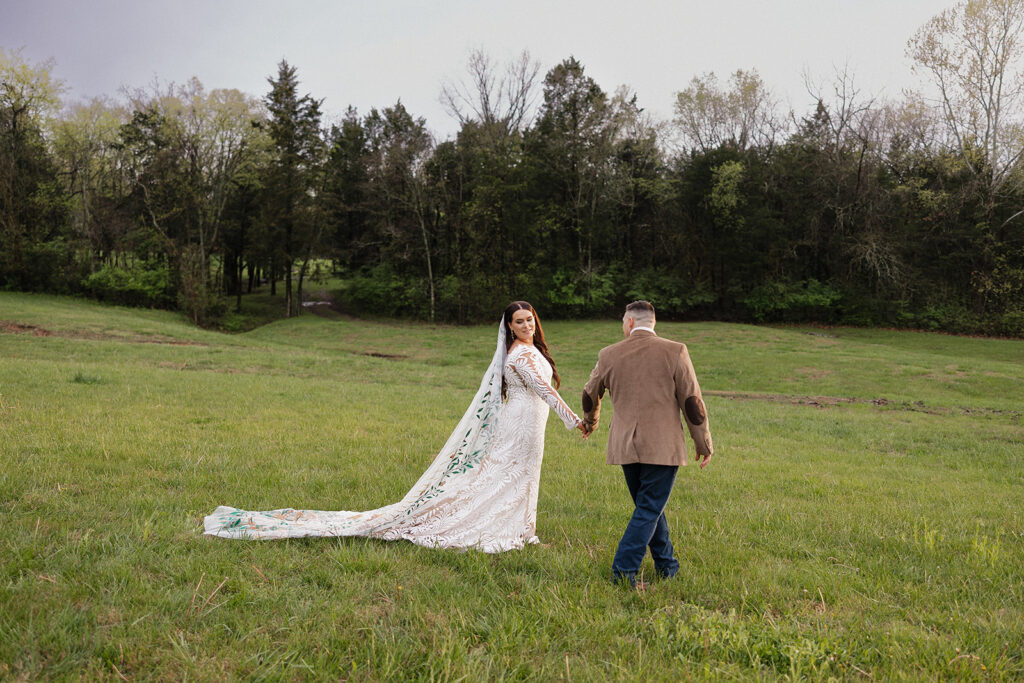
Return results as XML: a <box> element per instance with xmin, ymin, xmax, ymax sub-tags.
<box><xmin>510</xmin><ymin>349</ymin><xmax>582</xmax><ymax>430</ymax></box>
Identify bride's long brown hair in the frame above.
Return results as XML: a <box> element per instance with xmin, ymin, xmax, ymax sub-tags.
<box><xmin>502</xmin><ymin>301</ymin><xmax>560</xmax><ymax>400</ymax></box>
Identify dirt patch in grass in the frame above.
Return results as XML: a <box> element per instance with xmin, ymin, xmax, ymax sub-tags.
<box><xmin>0</xmin><ymin>321</ymin><xmax>52</xmax><ymax>336</ymax></box>
<box><xmin>924</xmin><ymin>366</ymin><xmax>969</xmax><ymax>382</ymax></box>
<box><xmin>705</xmin><ymin>390</ymin><xmax>1020</xmax><ymax>419</ymax></box>
<box><xmin>792</xmin><ymin>366</ymin><xmax>833</xmax><ymax>380</ymax></box>
<box><xmin>0</xmin><ymin>320</ymin><xmax>207</xmax><ymax>346</ymax></box>
<box><xmin>707</xmin><ymin>390</ymin><xmax>890</xmax><ymax>409</ymax></box>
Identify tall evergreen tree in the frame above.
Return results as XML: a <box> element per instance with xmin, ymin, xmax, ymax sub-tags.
<box><xmin>261</xmin><ymin>60</ymin><xmax>324</xmax><ymax>317</ymax></box>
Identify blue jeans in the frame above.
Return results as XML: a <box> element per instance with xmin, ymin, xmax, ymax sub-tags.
<box><xmin>611</xmin><ymin>463</ymin><xmax>679</xmax><ymax>584</ymax></box>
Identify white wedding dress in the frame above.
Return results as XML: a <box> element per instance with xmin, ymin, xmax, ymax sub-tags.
<box><xmin>204</xmin><ymin>322</ymin><xmax>580</xmax><ymax>552</ymax></box>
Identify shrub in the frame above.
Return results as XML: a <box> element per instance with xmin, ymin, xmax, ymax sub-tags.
<box><xmin>909</xmin><ymin>303</ymin><xmax>979</xmax><ymax>334</ymax></box>
<box><xmin>81</xmin><ymin>261</ymin><xmax>174</xmax><ymax>308</ymax></box>
<box><xmin>742</xmin><ymin>279</ymin><xmax>842</xmax><ymax>322</ymax></box>
<box><xmin>999</xmin><ymin>310</ymin><xmax>1024</xmax><ymax>337</ymax></box>
<box><xmin>624</xmin><ymin>269</ymin><xmax>716</xmax><ymax>319</ymax></box>
<box><xmin>434</xmin><ymin>274</ymin><xmax>509</xmax><ymax>323</ymax></box>
<box><xmin>343</xmin><ymin>264</ymin><xmax>427</xmax><ymax>318</ymax></box>
<box><xmin>2</xmin><ymin>239</ymin><xmax>86</xmax><ymax>294</ymax></box>
<box><xmin>545</xmin><ymin>266</ymin><xmax>620</xmax><ymax>318</ymax></box>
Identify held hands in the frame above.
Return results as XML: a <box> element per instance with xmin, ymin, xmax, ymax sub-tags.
<box><xmin>577</xmin><ymin>420</ymin><xmax>595</xmax><ymax>440</ymax></box>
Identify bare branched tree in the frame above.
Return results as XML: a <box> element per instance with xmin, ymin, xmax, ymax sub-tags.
<box><xmin>802</xmin><ymin>64</ymin><xmax>878</xmax><ymax>153</ymax></box>
<box><xmin>440</xmin><ymin>49</ymin><xmax>541</xmax><ymax>141</ymax></box>
<box><xmin>876</xmin><ymin>94</ymin><xmax>949</xmax><ymax>179</ymax></box>
<box><xmin>907</xmin><ymin>0</ymin><xmax>1024</xmax><ymax>226</ymax></box>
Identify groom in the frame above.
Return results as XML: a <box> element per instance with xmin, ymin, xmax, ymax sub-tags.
<box><xmin>581</xmin><ymin>300</ymin><xmax>713</xmax><ymax>587</ymax></box>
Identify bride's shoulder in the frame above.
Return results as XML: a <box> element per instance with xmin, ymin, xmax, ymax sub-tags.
<box><xmin>507</xmin><ymin>343</ymin><xmax>536</xmax><ymax>359</ymax></box>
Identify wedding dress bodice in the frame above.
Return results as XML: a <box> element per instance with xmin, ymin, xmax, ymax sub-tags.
<box><xmin>503</xmin><ymin>344</ymin><xmax>580</xmax><ymax>431</ymax></box>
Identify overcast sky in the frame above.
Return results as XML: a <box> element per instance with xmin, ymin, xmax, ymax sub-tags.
<box><xmin>3</xmin><ymin>0</ymin><xmax>952</xmax><ymax>138</ymax></box>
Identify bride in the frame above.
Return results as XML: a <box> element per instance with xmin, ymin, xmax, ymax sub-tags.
<box><xmin>204</xmin><ymin>301</ymin><xmax>585</xmax><ymax>552</ymax></box>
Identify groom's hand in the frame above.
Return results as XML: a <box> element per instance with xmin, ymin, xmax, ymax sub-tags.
<box><xmin>698</xmin><ymin>452</ymin><xmax>712</xmax><ymax>469</ymax></box>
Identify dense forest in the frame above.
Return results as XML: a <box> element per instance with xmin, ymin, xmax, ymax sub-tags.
<box><xmin>2</xmin><ymin>0</ymin><xmax>1023</xmax><ymax>334</ymax></box>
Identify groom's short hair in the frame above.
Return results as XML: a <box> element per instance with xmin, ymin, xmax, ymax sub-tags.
<box><xmin>625</xmin><ymin>300</ymin><xmax>655</xmax><ymax>327</ymax></box>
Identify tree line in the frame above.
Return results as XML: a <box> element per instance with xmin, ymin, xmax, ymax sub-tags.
<box><xmin>2</xmin><ymin>0</ymin><xmax>1023</xmax><ymax>334</ymax></box>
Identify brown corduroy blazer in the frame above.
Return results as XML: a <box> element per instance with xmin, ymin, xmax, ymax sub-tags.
<box><xmin>582</xmin><ymin>330</ymin><xmax>713</xmax><ymax>466</ymax></box>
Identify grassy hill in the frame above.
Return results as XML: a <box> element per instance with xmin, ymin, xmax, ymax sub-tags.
<box><xmin>1</xmin><ymin>292</ymin><xmax>1021</xmax><ymax>679</ymax></box>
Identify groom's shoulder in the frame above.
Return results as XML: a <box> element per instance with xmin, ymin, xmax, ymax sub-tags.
<box><xmin>599</xmin><ymin>334</ymin><xmax>682</xmax><ymax>360</ymax></box>
<box><xmin>655</xmin><ymin>335</ymin><xmax>686</xmax><ymax>352</ymax></box>
<box><xmin>643</xmin><ymin>335</ymin><xmax>688</xmax><ymax>361</ymax></box>
<box><xmin>599</xmin><ymin>336</ymin><xmax>631</xmax><ymax>355</ymax></box>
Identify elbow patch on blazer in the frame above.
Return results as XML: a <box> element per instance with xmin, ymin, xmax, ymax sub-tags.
<box><xmin>684</xmin><ymin>396</ymin><xmax>706</xmax><ymax>425</ymax></box>
<box><xmin>582</xmin><ymin>391</ymin><xmax>594</xmax><ymax>414</ymax></box>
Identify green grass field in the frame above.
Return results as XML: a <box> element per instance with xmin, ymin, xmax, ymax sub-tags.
<box><xmin>1</xmin><ymin>291</ymin><xmax>1022</xmax><ymax>680</ymax></box>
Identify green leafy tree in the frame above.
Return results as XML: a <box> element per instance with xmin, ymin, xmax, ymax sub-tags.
<box><xmin>435</xmin><ymin>50</ymin><xmax>542</xmax><ymax>315</ymax></box>
<box><xmin>51</xmin><ymin>97</ymin><xmax>132</xmax><ymax>269</ymax></box>
<box><xmin>117</xmin><ymin>79</ymin><xmax>264</xmax><ymax>322</ymax></box>
<box><xmin>0</xmin><ymin>47</ymin><xmax>69</xmax><ymax>290</ymax></box>
<box><xmin>220</xmin><ymin>132</ymin><xmax>270</xmax><ymax>312</ymax></box>
<box><xmin>362</xmin><ymin>102</ymin><xmax>437</xmax><ymax>320</ymax></box>
<box><xmin>261</xmin><ymin>60</ymin><xmax>324</xmax><ymax>317</ymax></box>
<box><xmin>908</xmin><ymin>0</ymin><xmax>1024</xmax><ymax>318</ymax></box>
<box><xmin>529</xmin><ymin>57</ymin><xmax>615</xmax><ymax>303</ymax></box>
<box><xmin>673</xmin><ymin>69</ymin><xmax>786</xmax><ymax>154</ymax></box>
<box><xmin>323</xmin><ymin>107</ymin><xmax>371</xmax><ymax>270</ymax></box>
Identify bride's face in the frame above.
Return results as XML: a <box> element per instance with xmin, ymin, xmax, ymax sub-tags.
<box><xmin>509</xmin><ymin>309</ymin><xmax>535</xmax><ymax>343</ymax></box>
